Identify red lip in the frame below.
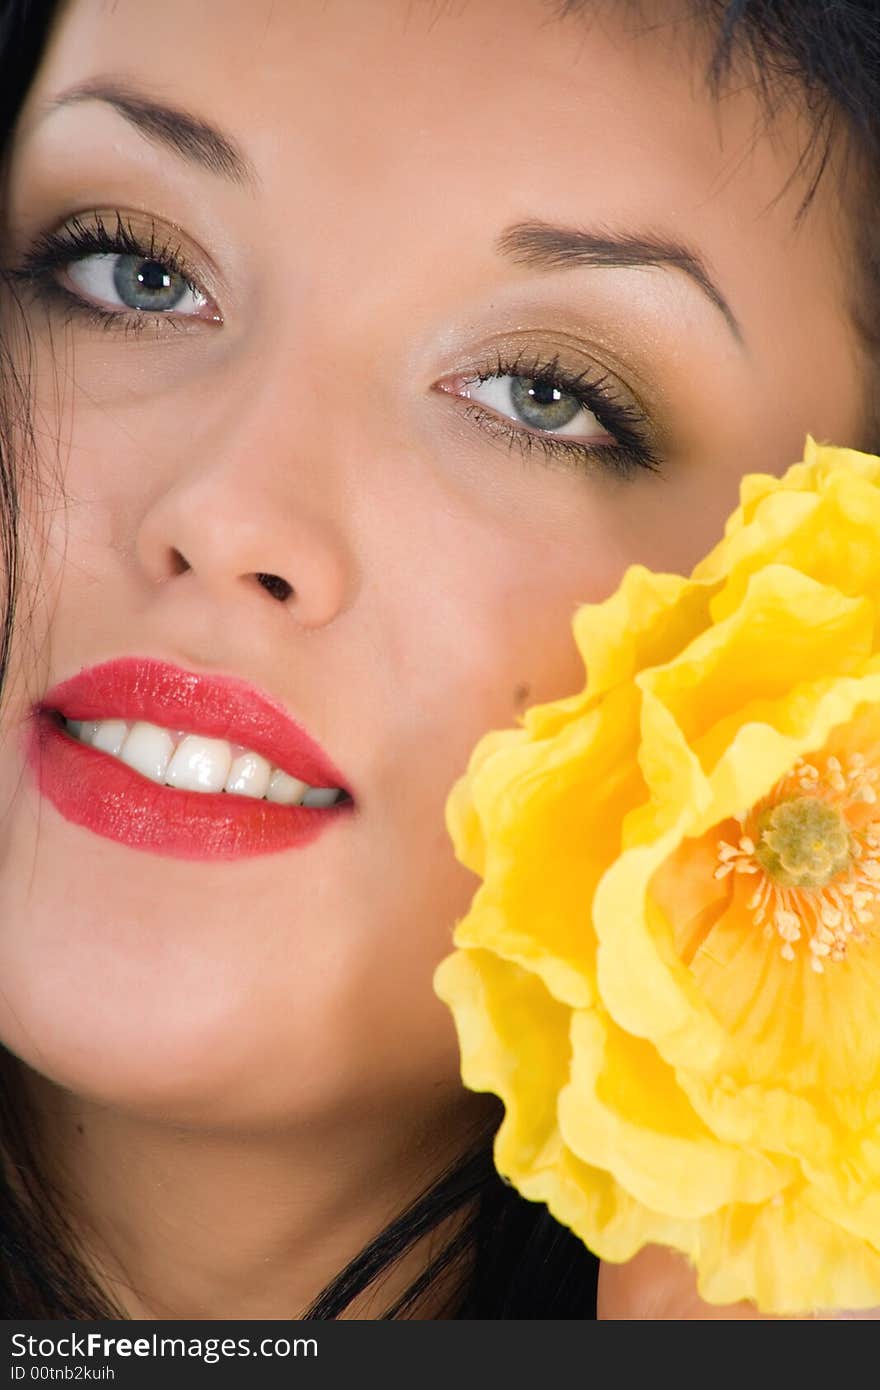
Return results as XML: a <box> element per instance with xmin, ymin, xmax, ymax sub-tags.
<box><xmin>26</xmin><ymin>657</ymin><xmax>355</xmax><ymax>861</ymax></box>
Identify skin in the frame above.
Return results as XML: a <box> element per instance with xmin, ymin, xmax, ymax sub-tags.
<box><xmin>0</xmin><ymin>0</ymin><xmax>875</xmax><ymax>1318</ymax></box>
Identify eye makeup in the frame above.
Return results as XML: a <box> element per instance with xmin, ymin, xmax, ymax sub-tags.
<box><xmin>8</xmin><ymin>208</ymin><xmax>220</xmax><ymax>332</ymax></box>
<box><xmin>437</xmin><ymin>345</ymin><xmax>661</xmax><ymax>480</ymax></box>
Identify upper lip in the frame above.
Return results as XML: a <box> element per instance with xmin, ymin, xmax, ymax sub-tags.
<box><xmin>37</xmin><ymin>656</ymin><xmax>353</xmax><ymax>798</ymax></box>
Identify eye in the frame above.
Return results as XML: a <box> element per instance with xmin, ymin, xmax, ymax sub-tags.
<box><xmin>434</xmin><ymin>349</ymin><xmax>662</xmax><ymax>479</ymax></box>
<box><xmin>64</xmin><ymin>252</ymin><xmax>213</xmax><ymax>318</ymax></box>
<box><xmin>444</xmin><ymin>368</ymin><xmax>614</xmax><ymax>445</ymax></box>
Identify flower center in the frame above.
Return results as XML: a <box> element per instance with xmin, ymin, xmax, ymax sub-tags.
<box><xmin>713</xmin><ymin>750</ymin><xmax>880</xmax><ymax>972</ymax></box>
<box><xmin>752</xmin><ymin>796</ymin><xmax>852</xmax><ymax>889</ymax></box>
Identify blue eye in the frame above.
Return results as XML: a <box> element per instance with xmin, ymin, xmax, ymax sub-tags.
<box><xmin>13</xmin><ymin>210</ymin><xmax>221</xmax><ymax>328</ymax></box>
<box><xmin>435</xmin><ymin>350</ymin><xmax>663</xmax><ymax>480</ymax></box>
<box><xmin>465</xmin><ymin>372</ymin><xmax>611</xmax><ymax>443</ymax></box>
<box><xmin>65</xmin><ymin>252</ymin><xmax>210</xmax><ymax>316</ymax></box>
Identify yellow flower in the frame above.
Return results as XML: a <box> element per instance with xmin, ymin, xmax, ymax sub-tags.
<box><xmin>434</xmin><ymin>437</ymin><xmax>880</xmax><ymax>1315</ymax></box>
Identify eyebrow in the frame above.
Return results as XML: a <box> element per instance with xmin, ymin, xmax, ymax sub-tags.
<box><xmin>496</xmin><ymin>220</ymin><xmax>744</xmax><ymax>344</ymax></box>
<box><xmin>42</xmin><ymin>78</ymin><xmax>255</xmax><ymax>187</ymax></box>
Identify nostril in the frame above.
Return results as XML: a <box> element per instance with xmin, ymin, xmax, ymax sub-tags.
<box><xmin>256</xmin><ymin>573</ymin><xmax>293</xmax><ymax>602</ymax></box>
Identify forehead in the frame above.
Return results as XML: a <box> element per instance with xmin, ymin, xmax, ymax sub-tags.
<box><xmin>22</xmin><ymin>0</ymin><xmax>815</xmax><ymax>211</ymax></box>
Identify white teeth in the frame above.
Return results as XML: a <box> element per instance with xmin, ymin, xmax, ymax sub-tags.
<box><xmin>266</xmin><ymin>768</ymin><xmax>310</xmax><ymax>806</ymax></box>
<box><xmin>118</xmin><ymin>721</ymin><xmax>176</xmax><ymax>782</ymax></box>
<box><xmin>165</xmin><ymin>735</ymin><xmax>232</xmax><ymax>793</ymax></box>
<box><xmin>64</xmin><ymin>715</ymin><xmax>346</xmax><ymax>807</ymax></box>
<box><xmin>301</xmin><ymin>786</ymin><xmax>343</xmax><ymax>808</ymax></box>
<box><xmin>225</xmin><ymin>752</ymin><xmax>272</xmax><ymax>799</ymax></box>
<box><xmin>90</xmin><ymin>719</ymin><xmax>128</xmax><ymax>757</ymax></box>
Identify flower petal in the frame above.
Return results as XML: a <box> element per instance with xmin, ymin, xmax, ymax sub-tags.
<box><xmin>558</xmin><ymin>1011</ymin><xmax>791</xmax><ymax>1219</ymax></box>
<box><xmin>696</xmin><ymin>1195</ymin><xmax>880</xmax><ymax>1313</ymax></box>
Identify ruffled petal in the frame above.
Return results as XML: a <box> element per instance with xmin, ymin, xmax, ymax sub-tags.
<box><xmin>559</xmin><ymin>1011</ymin><xmax>792</xmax><ymax>1219</ymax></box>
<box><xmin>433</xmin><ymin>948</ymin><xmax>570</xmax><ymax>1176</ymax></box>
<box><xmin>696</xmin><ymin>1194</ymin><xmax>880</xmax><ymax>1313</ymax></box>
<box><xmin>566</xmin><ymin>565</ymin><xmax>707</xmax><ymax>711</ymax></box>
<box><xmin>453</xmin><ymin>685</ymin><xmax>647</xmax><ymax>1009</ymax></box>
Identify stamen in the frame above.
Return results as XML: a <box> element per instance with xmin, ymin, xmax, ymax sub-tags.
<box><xmin>712</xmin><ymin>749</ymin><xmax>880</xmax><ymax>970</ymax></box>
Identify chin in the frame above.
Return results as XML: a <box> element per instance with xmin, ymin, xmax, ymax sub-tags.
<box><xmin>0</xmin><ymin>993</ymin><xmax>307</xmax><ymax>1130</ymax></box>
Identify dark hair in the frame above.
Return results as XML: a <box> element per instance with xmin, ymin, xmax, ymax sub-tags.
<box><xmin>1</xmin><ymin>0</ymin><xmax>879</xmax><ymax>1320</ymax></box>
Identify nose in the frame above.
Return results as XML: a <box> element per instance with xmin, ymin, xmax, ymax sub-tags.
<box><xmin>133</xmin><ymin>408</ymin><xmax>356</xmax><ymax>632</ymax></box>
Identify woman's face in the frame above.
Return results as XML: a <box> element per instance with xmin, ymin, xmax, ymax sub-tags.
<box><xmin>0</xmin><ymin>0</ymin><xmax>868</xmax><ymax>1128</ymax></box>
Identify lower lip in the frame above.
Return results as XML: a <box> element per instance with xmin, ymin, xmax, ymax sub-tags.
<box><xmin>26</xmin><ymin>710</ymin><xmax>354</xmax><ymax>861</ymax></box>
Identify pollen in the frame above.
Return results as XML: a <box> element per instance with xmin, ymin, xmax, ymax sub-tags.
<box><xmin>713</xmin><ymin>749</ymin><xmax>880</xmax><ymax>973</ymax></box>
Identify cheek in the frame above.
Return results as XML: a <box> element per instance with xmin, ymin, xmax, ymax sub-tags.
<box><xmin>370</xmin><ymin>512</ymin><xmax>620</xmax><ymax>937</ymax></box>
<box><xmin>421</xmin><ymin>525</ymin><xmax>619</xmax><ymax>727</ymax></box>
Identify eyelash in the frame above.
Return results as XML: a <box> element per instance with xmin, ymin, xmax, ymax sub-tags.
<box><xmin>461</xmin><ymin>349</ymin><xmax>661</xmax><ymax>481</ymax></box>
<box><xmin>11</xmin><ymin>211</ymin><xmax>206</xmax><ymax>335</ymax></box>
<box><xmin>13</xmin><ymin>215</ymin><xmax>662</xmax><ymax>481</ymax></box>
